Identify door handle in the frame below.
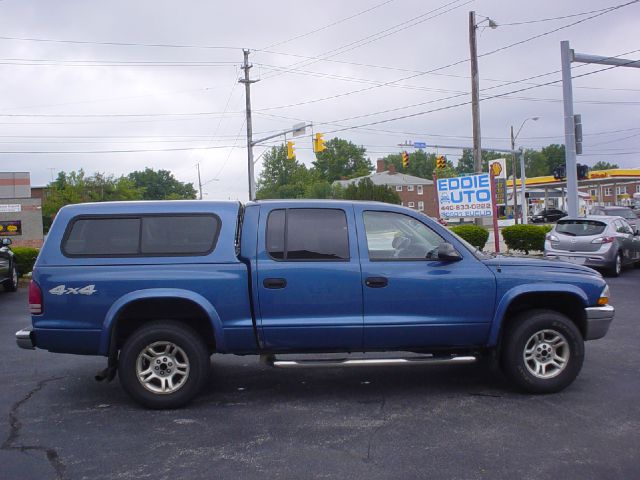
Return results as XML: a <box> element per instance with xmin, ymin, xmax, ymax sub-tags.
<box><xmin>263</xmin><ymin>278</ymin><xmax>287</xmax><ymax>289</ymax></box>
<box><xmin>365</xmin><ymin>276</ymin><xmax>388</xmax><ymax>288</ymax></box>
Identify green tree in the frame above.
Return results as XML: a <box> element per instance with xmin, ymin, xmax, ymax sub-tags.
<box><xmin>540</xmin><ymin>144</ymin><xmax>565</xmax><ymax>174</ymax></box>
<box><xmin>128</xmin><ymin>168</ymin><xmax>197</xmax><ymax>200</ymax></box>
<box><xmin>312</xmin><ymin>137</ymin><xmax>372</xmax><ymax>181</ymax></box>
<box><xmin>591</xmin><ymin>161</ymin><xmax>619</xmax><ymax>171</ymax></box>
<box><xmin>456</xmin><ymin>149</ymin><xmax>506</xmax><ymax>175</ymax></box>
<box><xmin>255</xmin><ymin>145</ymin><xmax>311</xmax><ymax>199</ymax></box>
<box><xmin>43</xmin><ymin>170</ymin><xmax>144</xmax><ymax>231</ymax></box>
<box><xmin>342</xmin><ymin>177</ymin><xmax>401</xmax><ymax>204</ymax></box>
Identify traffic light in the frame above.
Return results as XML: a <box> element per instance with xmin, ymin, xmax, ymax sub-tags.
<box><xmin>313</xmin><ymin>133</ymin><xmax>326</xmax><ymax>153</ymax></box>
<box><xmin>436</xmin><ymin>155</ymin><xmax>446</xmax><ymax>169</ymax></box>
<box><xmin>286</xmin><ymin>141</ymin><xmax>295</xmax><ymax>160</ymax></box>
<box><xmin>402</xmin><ymin>151</ymin><xmax>409</xmax><ymax>168</ymax></box>
<box><xmin>574</xmin><ymin>114</ymin><xmax>583</xmax><ymax>155</ymax></box>
<box><xmin>577</xmin><ymin>163</ymin><xmax>589</xmax><ymax>180</ymax></box>
<box><xmin>553</xmin><ymin>165</ymin><xmax>566</xmax><ymax>180</ymax></box>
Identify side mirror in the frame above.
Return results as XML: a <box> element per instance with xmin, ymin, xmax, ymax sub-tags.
<box><xmin>1</xmin><ymin>238</ymin><xmax>11</xmax><ymax>246</ymax></box>
<box><xmin>437</xmin><ymin>242</ymin><xmax>462</xmax><ymax>262</ymax></box>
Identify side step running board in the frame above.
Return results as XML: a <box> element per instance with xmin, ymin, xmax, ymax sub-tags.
<box><xmin>260</xmin><ymin>354</ymin><xmax>477</xmax><ymax>369</ymax></box>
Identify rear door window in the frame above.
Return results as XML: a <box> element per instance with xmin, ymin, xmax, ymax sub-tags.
<box><xmin>556</xmin><ymin>220</ymin><xmax>606</xmax><ymax>237</ymax></box>
<box><xmin>266</xmin><ymin>208</ymin><xmax>349</xmax><ymax>261</ymax></box>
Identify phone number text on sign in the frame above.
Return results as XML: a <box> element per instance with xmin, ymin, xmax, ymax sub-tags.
<box><xmin>437</xmin><ymin>173</ymin><xmax>493</xmax><ymax>218</ymax></box>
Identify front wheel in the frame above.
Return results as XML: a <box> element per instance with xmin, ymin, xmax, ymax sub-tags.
<box><xmin>119</xmin><ymin>320</ymin><xmax>210</xmax><ymax>409</ymax></box>
<box><xmin>500</xmin><ymin>310</ymin><xmax>584</xmax><ymax>394</ymax></box>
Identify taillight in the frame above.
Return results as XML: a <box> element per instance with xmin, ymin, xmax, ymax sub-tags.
<box><xmin>591</xmin><ymin>236</ymin><xmax>615</xmax><ymax>244</ymax></box>
<box><xmin>28</xmin><ymin>280</ymin><xmax>42</xmax><ymax>315</ymax></box>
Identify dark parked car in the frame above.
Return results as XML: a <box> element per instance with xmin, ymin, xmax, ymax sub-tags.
<box><xmin>0</xmin><ymin>238</ymin><xmax>18</xmax><ymax>292</ymax></box>
<box><xmin>531</xmin><ymin>208</ymin><xmax>568</xmax><ymax>223</ymax></box>
<box><xmin>544</xmin><ymin>216</ymin><xmax>640</xmax><ymax>276</ymax></box>
<box><xmin>590</xmin><ymin>206</ymin><xmax>639</xmax><ymax>233</ymax></box>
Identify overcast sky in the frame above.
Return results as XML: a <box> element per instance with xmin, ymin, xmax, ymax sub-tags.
<box><xmin>0</xmin><ymin>0</ymin><xmax>638</xmax><ymax>200</ymax></box>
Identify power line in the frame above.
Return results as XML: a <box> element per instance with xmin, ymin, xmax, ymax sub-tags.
<box><xmin>259</xmin><ymin>0</ymin><xmax>471</xmax><ymax>81</ymax></box>
<box><xmin>0</xmin><ymin>35</ymin><xmax>241</xmax><ymax>50</ymax></box>
<box><xmin>318</xmin><ymin>57</ymin><xmax>640</xmax><ymax>136</ymax></box>
<box><xmin>498</xmin><ymin>4</ymin><xmax>635</xmax><ymax>26</ymax></box>
<box><xmin>262</xmin><ymin>0</ymin><xmax>397</xmax><ymax>50</ymax></box>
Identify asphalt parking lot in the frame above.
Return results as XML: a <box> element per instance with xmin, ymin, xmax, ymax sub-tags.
<box><xmin>2</xmin><ymin>271</ymin><xmax>639</xmax><ymax>480</ymax></box>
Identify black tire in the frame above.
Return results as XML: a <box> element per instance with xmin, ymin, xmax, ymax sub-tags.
<box><xmin>118</xmin><ymin>320</ymin><xmax>210</xmax><ymax>409</ymax></box>
<box><xmin>606</xmin><ymin>252</ymin><xmax>623</xmax><ymax>277</ymax></box>
<box><xmin>500</xmin><ymin>309</ymin><xmax>584</xmax><ymax>394</ymax></box>
<box><xmin>2</xmin><ymin>264</ymin><xmax>18</xmax><ymax>292</ymax></box>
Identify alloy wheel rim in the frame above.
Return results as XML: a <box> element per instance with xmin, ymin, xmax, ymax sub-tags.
<box><xmin>136</xmin><ymin>341</ymin><xmax>190</xmax><ymax>394</ymax></box>
<box><xmin>523</xmin><ymin>329</ymin><xmax>570</xmax><ymax>379</ymax></box>
<box><xmin>616</xmin><ymin>255</ymin><xmax>622</xmax><ymax>274</ymax></box>
<box><xmin>12</xmin><ymin>267</ymin><xmax>17</xmax><ymax>286</ymax></box>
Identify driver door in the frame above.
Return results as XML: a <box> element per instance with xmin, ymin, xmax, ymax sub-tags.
<box><xmin>354</xmin><ymin>207</ymin><xmax>495</xmax><ymax>349</ymax></box>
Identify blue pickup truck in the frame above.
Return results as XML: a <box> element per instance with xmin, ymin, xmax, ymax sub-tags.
<box><xmin>17</xmin><ymin>200</ymin><xmax>614</xmax><ymax>408</ymax></box>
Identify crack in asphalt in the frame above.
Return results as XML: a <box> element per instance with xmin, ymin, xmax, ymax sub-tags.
<box><xmin>365</xmin><ymin>393</ymin><xmax>387</xmax><ymax>462</ymax></box>
<box><xmin>2</xmin><ymin>377</ymin><xmax>68</xmax><ymax>480</ymax></box>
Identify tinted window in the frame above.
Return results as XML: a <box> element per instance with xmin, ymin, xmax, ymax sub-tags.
<box><xmin>141</xmin><ymin>216</ymin><xmax>218</xmax><ymax>254</ymax></box>
<box><xmin>606</xmin><ymin>208</ymin><xmax>637</xmax><ymax>220</ymax></box>
<box><xmin>363</xmin><ymin>211</ymin><xmax>444</xmax><ymax>260</ymax></box>
<box><xmin>266</xmin><ymin>210</ymin><xmax>285</xmax><ymax>260</ymax></box>
<box><xmin>556</xmin><ymin>220</ymin><xmax>606</xmax><ymax>237</ymax></box>
<box><xmin>64</xmin><ymin>218</ymin><xmax>140</xmax><ymax>255</ymax></box>
<box><xmin>64</xmin><ymin>215</ymin><xmax>219</xmax><ymax>256</ymax></box>
<box><xmin>266</xmin><ymin>208</ymin><xmax>349</xmax><ymax>261</ymax></box>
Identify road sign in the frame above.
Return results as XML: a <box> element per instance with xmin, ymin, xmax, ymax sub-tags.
<box><xmin>292</xmin><ymin>123</ymin><xmax>307</xmax><ymax>137</ymax></box>
<box><xmin>414</xmin><ymin>142</ymin><xmax>426</xmax><ymax>149</ymax></box>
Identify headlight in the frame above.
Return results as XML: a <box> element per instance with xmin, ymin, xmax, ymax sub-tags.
<box><xmin>598</xmin><ymin>284</ymin><xmax>610</xmax><ymax>305</ymax></box>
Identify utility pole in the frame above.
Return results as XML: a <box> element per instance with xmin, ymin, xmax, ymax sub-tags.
<box><xmin>239</xmin><ymin>49</ymin><xmax>259</xmax><ymax>201</ymax></box>
<box><xmin>510</xmin><ymin>126</ymin><xmax>518</xmax><ymax>223</ymax></box>
<box><xmin>196</xmin><ymin>163</ymin><xmax>203</xmax><ymax>200</ymax></box>
<box><xmin>468</xmin><ymin>11</ymin><xmax>482</xmax><ymax>174</ymax></box>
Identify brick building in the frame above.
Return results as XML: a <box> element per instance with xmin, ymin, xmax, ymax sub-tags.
<box><xmin>0</xmin><ymin>172</ymin><xmax>44</xmax><ymax>247</ymax></box>
<box><xmin>334</xmin><ymin>160</ymin><xmax>438</xmax><ymax>216</ymax></box>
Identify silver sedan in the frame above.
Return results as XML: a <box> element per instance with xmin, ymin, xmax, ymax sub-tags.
<box><xmin>544</xmin><ymin>215</ymin><xmax>640</xmax><ymax>277</ymax></box>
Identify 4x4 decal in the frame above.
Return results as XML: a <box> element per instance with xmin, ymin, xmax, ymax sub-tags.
<box><xmin>49</xmin><ymin>284</ymin><xmax>98</xmax><ymax>296</ymax></box>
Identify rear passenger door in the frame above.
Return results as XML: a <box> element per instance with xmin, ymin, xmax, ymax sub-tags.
<box><xmin>256</xmin><ymin>206</ymin><xmax>363</xmax><ymax>351</ymax></box>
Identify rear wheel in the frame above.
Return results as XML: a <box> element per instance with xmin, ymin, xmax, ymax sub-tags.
<box><xmin>500</xmin><ymin>310</ymin><xmax>584</xmax><ymax>394</ymax></box>
<box><xmin>119</xmin><ymin>320</ymin><xmax>210</xmax><ymax>409</ymax></box>
<box><xmin>2</xmin><ymin>264</ymin><xmax>18</xmax><ymax>292</ymax></box>
<box><xmin>607</xmin><ymin>252</ymin><xmax>623</xmax><ymax>277</ymax></box>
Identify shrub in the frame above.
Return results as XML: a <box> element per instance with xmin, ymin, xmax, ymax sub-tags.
<box><xmin>11</xmin><ymin>247</ymin><xmax>39</xmax><ymax>275</ymax></box>
<box><xmin>450</xmin><ymin>225</ymin><xmax>489</xmax><ymax>251</ymax></box>
<box><xmin>501</xmin><ymin>225</ymin><xmax>549</xmax><ymax>254</ymax></box>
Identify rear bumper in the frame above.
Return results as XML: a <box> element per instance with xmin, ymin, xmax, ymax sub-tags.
<box><xmin>16</xmin><ymin>327</ymin><xmax>35</xmax><ymax>350</ymax></box>
<box><xmin>544</xmin><ymin>249</ymin><xmax>615</xmax><ymax>269</ymax></box>
<box><xmin>584</xmin><ymin>305</ymin><xmax>614</xmax><ymax>340</ymax></box>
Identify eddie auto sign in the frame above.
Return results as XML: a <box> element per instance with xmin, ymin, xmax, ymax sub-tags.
<box><xmin>436</xmin><ymin>173</ymin><xmax>492</xmax><ymax>218</ymax></box>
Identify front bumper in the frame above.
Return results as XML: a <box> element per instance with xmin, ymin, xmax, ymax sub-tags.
<box><xmin>16</xmin><ymin>327</ymin><xmax>35</xmax><ymax>350</ymax></box>
<box><xmin>584</xmin><ymin>305</ymin><xmax>614</xmax><ymax>340</ymax></box>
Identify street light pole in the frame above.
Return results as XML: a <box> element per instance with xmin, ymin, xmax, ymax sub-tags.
<box><xmin>511</xmin><ymin>117</ymin><xmax>539</xmax><ymax>223</ymax></box>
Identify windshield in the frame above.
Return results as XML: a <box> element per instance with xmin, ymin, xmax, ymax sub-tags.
<box><xmin>556</xmin><ymin>220</ymin><xmax>606</xmax><ymax>236</ymax></box>
<box><xmin>606</xmin><ymin>208</ymin><xmax>637</xmax><ymax>220</ymax></box>
<box><xmin>447</xmin><ymin>228</ymin><xmax>490</xmax><ymax>260</ymax></box>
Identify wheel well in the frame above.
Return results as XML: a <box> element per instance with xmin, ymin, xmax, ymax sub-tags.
<box><xmin>500</xmin><ymin>292</ymin><xmax>587</xmax><ymax>340</ymax></box>
<box><xmin>111</xmin><ymin>298</ymin><xmax>216</xmax><ymax>352</ymax></box>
